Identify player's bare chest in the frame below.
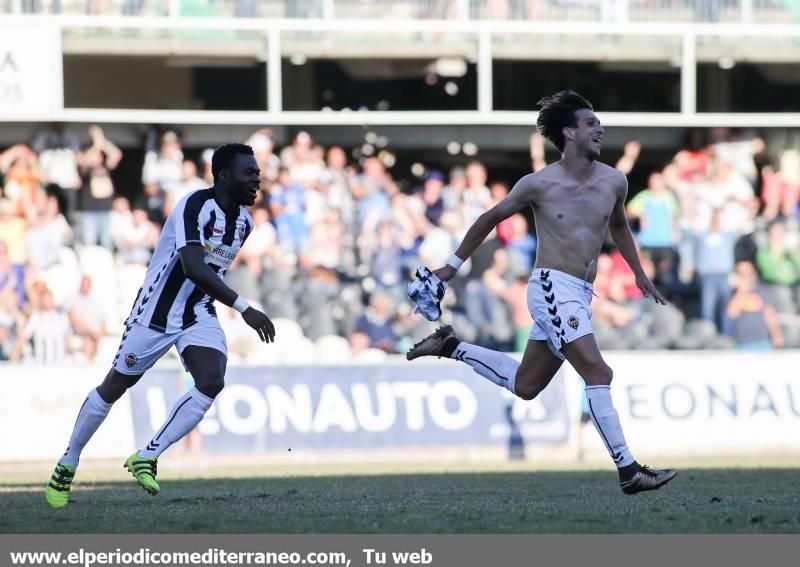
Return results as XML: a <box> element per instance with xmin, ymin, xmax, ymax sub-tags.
<box><xmin>535</xmin><ymin>184</ymin><xmax>616</xmax><ymax>228</ymax></box>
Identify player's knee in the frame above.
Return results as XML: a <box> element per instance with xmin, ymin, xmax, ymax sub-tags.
<box><xmin>194</xmin><ymin>374</ymin><xmax>225</xmax><ymax>399</ymax></box>
<box><xmin>515</xmin><ymin>382</ymin><xmax>541</xmax><ymax>401</ymax></box>
<box><xmin>584</xmin><ymin>363</ymin><xmax>613</xmax><ymax>386</ymax></box>
<box><xmin>96</xmin><ymin>370</ymin><xmax>142</xmax><ymax>403</ymax></box>
<box><xmin>514</xmin><ymin>372</ymin><xmax>544</xmax><ymax>401</ymax></box>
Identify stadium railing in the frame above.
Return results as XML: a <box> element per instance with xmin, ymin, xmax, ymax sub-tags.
<box><xmin>1</xmin><ymin>0</ymin><xmax>798</xmax><ymax>24</ymax></box>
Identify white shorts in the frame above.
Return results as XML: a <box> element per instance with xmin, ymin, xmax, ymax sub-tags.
<box><xmin>528</xmin><ymin>268</ymin><xmax>594</xmax><ymax>361</ymax></box>
<box><xmin>112</xmin><ymin>318</ymin><xmax>228</xmax><ymax>375</ymax></box>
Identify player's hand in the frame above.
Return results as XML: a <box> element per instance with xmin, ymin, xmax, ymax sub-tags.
<box><xmin>635</xmin><ymin>273</ymin><xmax>666</xmax><ymax>305</ymax></box>
<box><xmin>433</xmin><ymin>265</ymin><xmax>457</xmax><ymax>282</ymax></box>
<box><xmin>241</xmin><ymin>307</ymin><xmax>276</xmax><ymax>343</ymax></box>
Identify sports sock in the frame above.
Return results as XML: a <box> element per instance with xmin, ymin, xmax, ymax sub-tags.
<box><xmin>585</xmin><ymin>385</ymin><xmax>635</xmax><ymax>469</ymax></box>
<box><xmin>138</xmin><ymin>387</ymin><xmax>213</xmax><ymax>458</ymax></box>
<box><xmin>60</xmin><ymin>389</ymin><xmax>113</xmax><ymax>468</ymax></box>
<box><xmin>448</xmin><ymin>340</ymin><xmax>519</xmax><ymax>395</ymax></box>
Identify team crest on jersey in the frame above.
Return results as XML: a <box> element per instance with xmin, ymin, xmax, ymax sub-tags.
<box><xmin>568</xmin><ymin>316</ymin><xmax>579</xmax><ymax>330</ymax></box>
<box><xmin>238</xmin><ymin>225</ymin><xmax>246</xmax><ymax>241</ymax></box>
<box><xmin>125</xmin><ymin>353</ymin><xmax>138</xmax><ymax>367</ymax></box>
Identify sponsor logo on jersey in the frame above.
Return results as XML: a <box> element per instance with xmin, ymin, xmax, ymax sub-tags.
<box><xmin>203</xmin><ymin>244</ymin><xmax>237</xmax><ymax>268</ymax></box>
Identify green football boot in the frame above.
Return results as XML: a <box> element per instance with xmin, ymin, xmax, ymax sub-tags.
<box><xmin>46</xmin><ymin>463</ymin><xmax>76</xmax><ymax>509</ymax></box>
<box><xmin>124</xmin><ymin>453</ymin><xmax>160</xmax><ymax>496</ymax></box>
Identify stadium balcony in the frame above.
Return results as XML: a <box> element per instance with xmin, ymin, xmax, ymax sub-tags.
<box><xmin>1</xmin><ymin>0</ymin><xmax>798</xmax><ymax>24</ymax></box>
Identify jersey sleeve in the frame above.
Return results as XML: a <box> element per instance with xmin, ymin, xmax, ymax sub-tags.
<box><xmin>174</xmin><ymin>191</ymin><xmax>209</xmax><ymax>250</ymax></box>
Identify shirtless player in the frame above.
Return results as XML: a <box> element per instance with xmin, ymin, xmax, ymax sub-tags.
<box><xmin>407</xmin><ymin>91</ymin><xmax>677</xmax><ymax>495</ymax></box>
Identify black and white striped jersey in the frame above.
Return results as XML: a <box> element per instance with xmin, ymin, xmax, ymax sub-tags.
<box><xmin>126</xmin><ymin>188</ymin><xmax>253</xmax><ymax>334</ymax></box>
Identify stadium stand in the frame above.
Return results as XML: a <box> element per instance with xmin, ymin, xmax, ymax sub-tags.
<box><xmin>1</xmin><ymin>122</ymin><xmax>798</xmax><ymax>365</ymax></box>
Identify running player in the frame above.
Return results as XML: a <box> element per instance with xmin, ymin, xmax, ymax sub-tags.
<box><xmin>46</xmin><ymin>143</ymin><xmax>276</xmax><ymax>508</ymax></box>
<box><xmin>407</xmin><ymin>91</ymin><xmax>677</xmax><ymax>495</ymax></box>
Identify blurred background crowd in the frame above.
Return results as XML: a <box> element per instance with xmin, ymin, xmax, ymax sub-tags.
<box><xmin>1</xmin><ymin>123</ymin><xmax>798</xmax><ymax>365</ymax></box>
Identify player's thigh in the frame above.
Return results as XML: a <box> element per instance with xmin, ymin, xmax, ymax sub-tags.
<box><xmin>514</xmin><ymin>339</ymin><xmax>564</xmax><ymax>400</ymax></box>
<box><xmin>176</xmin><ymin>319</ymin><xmax>228</xmax><ymax>381</ymax></box>
<box><xmin>562</xmin><ymin>333</ymin><xmax>612</xmax><ymax>385</ymax></box>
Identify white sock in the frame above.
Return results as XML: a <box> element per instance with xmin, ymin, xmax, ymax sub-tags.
<box><xmin>60</xmin><ymin>389</ymin><xmax>113</xmax><ymax>468</ymax></box>
<box><xmin>451</xmin><ymin>342</ymin><xmax>518</xmax><ymax>395</ymax></box>
<box><xmin>585</xmin><ymin>385</ymin><xmax>635</xmax><ymax>468</ymax></box>
<box><xmin>139</xmin><ymin>387</ymin><xmax>213</xmax><ymax>458</ymax></box>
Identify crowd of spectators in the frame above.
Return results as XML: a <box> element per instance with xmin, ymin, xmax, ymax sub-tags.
<box><xmin>0</xmin><ymin>123</ymin><xmax>798</xmax><ymax>365</ymax></box>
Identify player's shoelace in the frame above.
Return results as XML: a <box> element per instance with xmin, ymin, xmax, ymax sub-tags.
<box><xmin>49</xmin><ymin>464</ymin><xmax>75</xmax><ymax>492</ymax></box>
<box><xmin>638</xmin><ymin>465</ymin><xmax>659</xmax><ymax>478</ymax></box>
<box><xmin>412</xmin><ymin>326</ymin><xmax>449</xmax><ymax>349</ymax></box>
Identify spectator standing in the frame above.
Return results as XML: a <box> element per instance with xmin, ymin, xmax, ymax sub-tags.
<box><xmin>727</xmin><ymin>262</ymin><xmax>784</xmax><ymax>351</ymax></box>
<box><xmin>32</xmin><ymin>124</ymin><xmax>81</xmax><ymax>223</ymax></box>
<box><xmin>695</xmin><ymin>209</ymin><xmax>737</xmax><ymax>333</ymax></box>
<box><xmin>0</xmin><ymin>144</ymin><xmax>40</xmax><ymax>217</ymax></box>
<box><xmin>142</xmin><ymin>130</ymin><xmax>183</xmax><ymax>193</ymax></box>
<box><xmin>755</xmin><ymin>220</ymin><xmax>800</xmax><ymax>314</ymax></box>
<box><xmin>76</xmin><ymin>126</ymin><xmax>122</xmax><ymax>249</ymax></box>
<box><xmin>626</xmin><ymin>172</ymin><xmax>680</xmax><ymax>286</ymax></box>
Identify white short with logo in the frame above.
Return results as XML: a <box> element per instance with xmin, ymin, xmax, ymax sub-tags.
<box><xmin>112</xmin><ymin>318</ymin><xmax>228</xmax><ymax>375</ymax></box>
<box><xmin>528</xmin><ymin>268</ymin><xmax>595</xmax><ymax>361</ymax></box>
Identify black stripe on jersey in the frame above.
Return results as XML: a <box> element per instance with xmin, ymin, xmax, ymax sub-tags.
<box><xmin>182</xmin><ymin>189</ymin><xmax>213</xmax><ymax>245</ymax></box>
<box><xmin>222</xmin><ymin>210</ymin><xmax>239</xmax><ymax>246</ymax></box>
<box><xmin>149</xmin><ymin>263</ymin><xmax>188</xmax><ymax>332</ymax></box>
<box><xmin>183</xmin><ymin>262</ymin><xmax>222</xmax><ymax>328</ymax></box>
<box><xmin>181</xmin><ymin>287</ymin><xmax>206</xmax><ymax>330</ymax></box>
<box><xmin>203</xmin><ymin>209</ymin><xmax>217</xmax><ymax>241</ymax></box>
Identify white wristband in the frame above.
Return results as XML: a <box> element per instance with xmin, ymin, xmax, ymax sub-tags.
<box><xmin>447</xmin><ymin>254</ymin><xmax>464</xmax><ymax>271</ymax></box>
<box><xmin>232</xmin><ymin>296</ymin><xmax>251</xmax><ymax>313</ymax></box>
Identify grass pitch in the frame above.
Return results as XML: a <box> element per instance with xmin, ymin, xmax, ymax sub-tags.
<box><xmin>3</xmin><ymin>458</ymin><xmax>800</xmax><ymax>533</ymax></box>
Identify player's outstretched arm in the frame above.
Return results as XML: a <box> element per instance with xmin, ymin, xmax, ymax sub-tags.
<box><xmin>433</xmin><ymin>174</ymin><xmax>533</xmax><ymax>282</ymax></box>
<box><xmin>178</xmin><ymin>246</ymin><xmax>275</xmax><ymax>343</ymax></box>
<box><xmin>607</xmin><ymin>174</ymin><xmax>666</xmax><ymax>305</ymax></box>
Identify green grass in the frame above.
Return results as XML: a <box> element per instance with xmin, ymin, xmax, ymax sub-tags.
<box><xmin>3</xmin><ymin>458</ymin><xmax>800</xmax><ymax>533</ymax></box>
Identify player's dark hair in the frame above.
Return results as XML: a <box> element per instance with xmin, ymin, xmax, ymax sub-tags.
<box><xmin>536</xmin><ymin>91</ymin><xmax>594</xmax><ymax>153</ymax></box>
<box><xmin>212</xmin><ymin>143</ymin><xmax>254</xmax><ymax>183</ymax></box>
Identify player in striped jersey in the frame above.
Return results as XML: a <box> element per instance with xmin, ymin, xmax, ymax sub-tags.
<box><xmin>46</xmin><ymin>143</ymin><xmax>276</xmax><ymax>508</ymax></box>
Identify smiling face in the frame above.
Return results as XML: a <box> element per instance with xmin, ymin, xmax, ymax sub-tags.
<box><xmin>221</xmin><ymin>153</ymin><xmax>261</xmax><ymax>207</ymax></box>
<box><xmin>565</xmin><ymin>108</ymin><xmax>604</xmax><ymax>160</ymax></box>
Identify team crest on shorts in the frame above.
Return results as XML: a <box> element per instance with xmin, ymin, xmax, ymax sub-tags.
<box><xmin>124</xmin><ymin>353</ymin><xmax>138</xmax><ymax>367</ymax></box>
<box><xmin>568</xmin><ymin>316</ymin><xmax>579</xmax><ymax>330</ymax></box>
